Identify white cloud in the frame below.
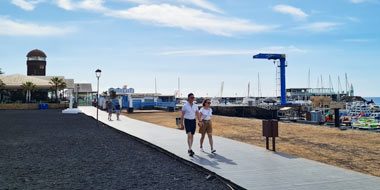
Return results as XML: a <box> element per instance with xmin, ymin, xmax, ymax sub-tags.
<box><xmin>296</xmin><ymin>22</ymin><xmax>340</xmax><ymax>32</ymax></box>
<box><xmin>79</xmin><ymin>0</ymin><xmax>107</xmax><ymax>11</ymax></box>
<box><xmin>50</xmin><ymin>1</ymin><xmax>274</xmax><ymax>36</ymax></box>
<box><xmin>11</xmin><ymin>0</ymin><xmax>44</xmax><ymax>11</ymax></box>
<box><xmin>0</xmin><ymin>17</ymin><xmax>74</xmax><ymax>36</ymax></box>
<box><xmin>273</xmin><ymin>4</ymin><xmax>308</xmax><ymax>20</ymax></box>
<box><xmin>177</xmin><ymin>0</ymin><xmax>222</xmax><ymax>13</ymax></box>
<box><xmin>120</xmin><ymin>0</ymin><xmax>222</xmax><ymax>13</ymax></box>
<box><xmin>107</xmin><ymin>4</ymin><xmax>275</xmax><ymax>36</ymax></box>
<box><xmin>55</xmin><ymin>0</ymin><xmax>107</xmax><ymax>11</ymax></box>
<box><xmin>55</xmin><ymin>0</ymin><xmax>74</xmax><ymax>10</ymax></box>
<box><xmin>160</xmin><ymin>46</ymin><xmax>306</xmax><ymax>56</ymax></box>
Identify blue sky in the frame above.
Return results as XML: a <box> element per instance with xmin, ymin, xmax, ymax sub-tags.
<box><xmin>0</xmin><ymin>0</ymin><xmax>379</xmax><ymax>97</ymax></box>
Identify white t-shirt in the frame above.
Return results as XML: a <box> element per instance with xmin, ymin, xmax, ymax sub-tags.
<box><xmin>200</xmin><ymin>107</ymin><xmax>212</xmax><ymax>121</ymax></box>
<box><xmin>182</xmin><ymin>102</ymin><xmax>199</xmax><ymax>120</ymax></box>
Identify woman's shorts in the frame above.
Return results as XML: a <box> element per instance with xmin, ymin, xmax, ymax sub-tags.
<box><xmin>184</xmin><ymin>119</ymin><xmax>196</xmax><ymax>135</ymax></box>
<box><xmin>199</xmin><ymin>120</ymin><xmax>212</xmax><ymax>134</ymax></box>
<box><xmin>116</xmin><ymin>110</ymin><xmax>120</xmax><ymax>114</ymax></box>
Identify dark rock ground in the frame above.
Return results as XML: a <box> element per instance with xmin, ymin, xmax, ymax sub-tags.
<box><xmin>0</xmin><ymin>109</ymin><xmax>239</xmax><ymax>190</ymax></box>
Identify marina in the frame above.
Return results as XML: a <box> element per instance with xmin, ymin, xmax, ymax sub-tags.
<box><xmin>1</xmin><ymin>1</ymin><xmax>380</xmax><ymax>189</ymax></box>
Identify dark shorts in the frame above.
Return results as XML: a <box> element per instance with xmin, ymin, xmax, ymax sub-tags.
<box><xmin>184</xmin><ymin>119</ymin><xmax>196</xmax><ymax>135</ymax></box>
<box><xmin>108</xmin><ymin>109</ymin><xmax>113</xmax><ymax>114</ymax></box>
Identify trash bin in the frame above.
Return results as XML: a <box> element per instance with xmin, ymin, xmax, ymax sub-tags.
<box><xmin>262</xmin><ymin>120</ymin><xmax>278</xmax><ymax>137</ymax></box>
<box><xmin>38</xmin><ymin>103</ymin><xmax>43</xmax><ymax>110</ymax></box>
<box><xmin>262</xmin><ymin>120</ymin><xmax>279</xmax><ymax>151</ymax></box>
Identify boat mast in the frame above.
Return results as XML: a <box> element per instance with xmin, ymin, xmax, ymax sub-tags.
<box><xmin>220</xmin><ymin>81</ymin><xmax>224</xmax><ymax>98</ymax></box>
<box><xmin>338</xmin><ymin>76</ymin><xmax>342</xmax><ymax>101</ymax></box>
<box><xmin>308</xmin><ymin>68</ymin><xmax>311</xmax><ymax>89</ymax></box>
<box><xmin>155</xmin><ymin>77</ymin><xmax>157</xmax><ymax>95</ymax></box>
<box><xmin>345</xmin><ymin>73</ymin><xmax>349</xmax><ymax>96</ymax></box>
<box><xmin>321</xmin><ymin>75</ymin><xmax>324</xmax><ymax>96</ymax></box>
<box><xmin>178</xmin><ymin>77</ymin><xmax>180</xmax><ymax>98</ymax></box>
<box><xmin>329</xmin><ymin>75</ymin><xmax>334</xmax><ymax>95</ymax></box>
<box><xmin>248</xmin><ymin>81</ymin><xmax>250</xmax><ymax>97</ymax></box>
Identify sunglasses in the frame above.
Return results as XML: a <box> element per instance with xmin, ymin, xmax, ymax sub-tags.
<box><xmin>189</xmin><ymin>97</ymin><xmax>194</xmax><ymax>99</ymax></box>
<box><xmin>206</xmin><ymin>102</ymin><xmax>211</xmax><ymax>104</ymax></box>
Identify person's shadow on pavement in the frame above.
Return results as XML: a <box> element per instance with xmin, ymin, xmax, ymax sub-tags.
<box><xmin>206</xmin><ymin>152</ymin><xmax>237</xmax><ymax>165</ymax></box>
<box><xmin>191</xmin><ymin>155</ymin><xmax>221</xmax><ymax>169</ymax></box>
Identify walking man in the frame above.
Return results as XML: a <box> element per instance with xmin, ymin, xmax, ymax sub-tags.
<box><xmin>107</xmin><ymin>100</ymin><xmax>114</xmax><ymax>121</ymax></box>
<box><xmin>181</xmin><ymin>93</ymin><xmax>202</xmax><ymax>157</ymax></box>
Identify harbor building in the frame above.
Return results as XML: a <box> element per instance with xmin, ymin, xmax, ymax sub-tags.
<box><xmin>286</xmin><ymin>88</ymin><xmax>345</xmax><ymax>101</ymax></box>
<box><xmin>0</xmin><ymin>49</ymin><xmax>87</xmax><ymax>103</ymax></box>
<box><xmin>108</xmin><ymin>86</ymin><xmax>135</xmax><ymax>95</ymax></box>
<box><xmin>74</xmin><ymin>83</ymin><xmax>96</xmax><ymax>105</ymax></box>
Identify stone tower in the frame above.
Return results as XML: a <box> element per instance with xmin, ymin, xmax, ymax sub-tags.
<box><xmin>27</xmin><ymin>49</ymin><xmax>47</xmax><ymax>76</ymax></box>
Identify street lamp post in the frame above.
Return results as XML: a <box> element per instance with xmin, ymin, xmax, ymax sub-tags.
<box><xmin>95</xmin><ymin>69</ymin><xmax>102</xmax><ymax>124</ymax></box>
<box><xmin>76</xmin><ymin>84</ymin><xmax>80</xmax><ymax>105</ymax></box>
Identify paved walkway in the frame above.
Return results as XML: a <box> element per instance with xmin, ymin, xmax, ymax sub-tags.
<box><xmin>79</xmin><ymin>106</ymin><xmax>380</xmax><ymax>190</ymax></box>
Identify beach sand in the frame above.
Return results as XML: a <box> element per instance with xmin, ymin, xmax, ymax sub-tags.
<box><xmin>124</xmin><ymin>110</ymin><xmax>380</xmax><ymax>177</ymax></box>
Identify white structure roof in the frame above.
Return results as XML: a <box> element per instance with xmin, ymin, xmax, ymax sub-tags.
<box><xmin>0</xmin><ymin>74</ymin><xmax>75</xmax><ymax>89</ymax></box>
<box><xmin>74</xmin><ymin>83</ymin><xmax>93</xmax><ymax>93</ymax></box>
<box><xmin>0</xmin><ymin>74</ymin><xmax>51</xmax><ymax>89</ymax></box>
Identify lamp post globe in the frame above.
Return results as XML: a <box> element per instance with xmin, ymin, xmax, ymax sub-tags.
<box><xmin>96</xmin><ymin>69</ymin><xmax>101</xmax><ymax>78</ymax></box>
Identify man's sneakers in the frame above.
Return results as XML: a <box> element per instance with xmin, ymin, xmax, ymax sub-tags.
<box><xmin>200</xmin><ymin>147</ymin><xmax>204</xmax><ymax>152</ymax></box>
<box><xmin>188</xmin><ymin>149</ymin><xmax>194</xmax><ymax>157</ymax></box>
<box><xmin>211</xmin><ymin>149</ymin><xmax>216</xmax><ymax>153</ymax></box>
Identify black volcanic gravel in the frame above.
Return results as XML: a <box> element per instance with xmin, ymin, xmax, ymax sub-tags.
<box><xmin>0</xmin><ymin>109</ymin><xmax>232</xmax><ymax>190</ymax></box>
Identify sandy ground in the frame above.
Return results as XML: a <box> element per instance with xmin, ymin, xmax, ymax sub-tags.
<box><xmin>124</xmin><ymin>110</ymin><xmax>380</xmax><ymax>177</ymax></box>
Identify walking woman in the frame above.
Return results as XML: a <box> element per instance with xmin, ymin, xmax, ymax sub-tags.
<box><xmin>181</xmin><ymin>93</ymin><xmax>202</xmax><ymax>157</ymax></box>
<box><xmin>199</xmin><ymin>99</ymin><xmax>216</xmax><ymax>153</ymax></box>
<box><xmin>115</xmin><ymin>101</ymin><xmax>121</xmax><ymax>121</ymax></box>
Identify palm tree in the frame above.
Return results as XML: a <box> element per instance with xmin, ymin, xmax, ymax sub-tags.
<box><xmin>59</xmin><ymin>81</ymin><xmax>67</xmax><ymax>99</ymax></box>
<box><xmin>0</xmin><ymin>80</ymin><xmax>4</xmax><ymax>89</ymax></box>
<box><xmin>110</xmin><ymin>90</ymin><xmax>117</xmax><ymax>100</ymax></box>
<box><xmin>0</xmin><ymin>79</ymin><xmax>5</xmax><ymax>102</ymax></box>
<box><xmin>21</xmin><ymin>81</ymin><xmax>36</xmax><ymax>103</ymax></box>
<box><xmin>49</xmin><ymin>77</ymin><xmax>64</xmax><ymax>102</ymax></box>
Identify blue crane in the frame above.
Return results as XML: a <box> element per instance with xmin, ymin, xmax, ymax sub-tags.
<box><xmin>252</xmin><ymin>53</ymin><xmax>287</xmax><ymax>105</ymax></box>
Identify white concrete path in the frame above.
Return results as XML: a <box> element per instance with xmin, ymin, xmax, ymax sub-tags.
<box><xmin>79</xmin><ymin>106</ymin><xmax>380</xmax><ymax>190</ymax></box>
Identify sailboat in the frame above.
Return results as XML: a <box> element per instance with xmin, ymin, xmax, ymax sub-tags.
<box><xmin>243</xmin><ymin>81</ymin><xmax>256</xmax><ymax>105</ymax></box>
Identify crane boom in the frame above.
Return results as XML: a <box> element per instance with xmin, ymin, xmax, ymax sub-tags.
<box><xmin>253</xmin><ymin>53</ymin><xmax>287</xmax><ymax>105</ymax></box>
